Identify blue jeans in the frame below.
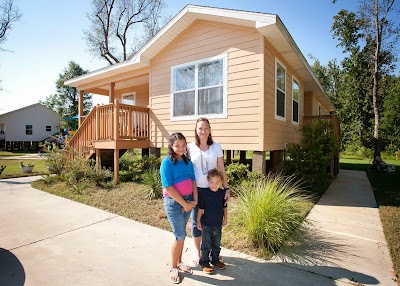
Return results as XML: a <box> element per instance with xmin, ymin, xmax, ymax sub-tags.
<box><xmin>191</xmin><ymin>187</ymin><xmax>209</xmax><ymax>237</ymax></box>
<box><xmin>199</xmin><ymin>225</ymin><xmax>222</xmax><ymax>267</ymax></box>
<box><xmin>164</xmin><ymin>194</ymin><xmax>193</xmax><ymax>240</ymax></box>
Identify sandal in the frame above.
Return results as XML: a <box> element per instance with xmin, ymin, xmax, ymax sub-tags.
<box><xmin>191</xmin><ymin>257</ymin><xmax>200</xmax><ymax>267</ymax></box>
<box><xmin>169</xmin><ymin>268</ymin><xmax>180</xmax><ymax>284</ymax></box>
<box><xmin>177</xmin><ymin>262</ymin><xmax>193</xmax><ymax>274</ymax></box>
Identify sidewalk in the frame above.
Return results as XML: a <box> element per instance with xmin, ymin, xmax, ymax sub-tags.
<box><xmin>0</xmin><ymin>170</ymin><xmax>397</xmax><ymax>285</ymax></box>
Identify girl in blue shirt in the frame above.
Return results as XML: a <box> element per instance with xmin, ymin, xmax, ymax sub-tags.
<box><xmin>160</xmin><ymin>132</ymin><xmax>198</xmax><ymax>284</ymax></box>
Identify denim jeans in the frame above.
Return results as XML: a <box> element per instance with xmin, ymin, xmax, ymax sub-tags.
<box><xmin>199</xmin><ymin>225</ymin><xmax>222</xmax><ymax>267</ymax></box>
<box><xmin>191</xmin><ymin>187</ymin><xmax>209</xmax><ymax>237</ymax></box>
<box><xmin>164</xmin><ymin>194</ymin><xmax>193</xmax><ymax>240</ymax></box>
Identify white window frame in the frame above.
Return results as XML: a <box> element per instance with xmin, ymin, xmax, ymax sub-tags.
<box><xmin>121</xmin><ymin>92</ymin><xmax>136</xmax><ymax>105</ymax></box>
<box><xmin>275</xmin><ymin>58</ymin><xmax>286</xmax><ymax>121</ymax></box>
<box><xmin>170</xmin><ymin>55</ymin><xmax>228</xmax><ymax>121</ymax></box>
<box><xmin>291</xmin><ymin>76</ymin><xmax>300</xmax><ymax>125</ymax></box>
<box><xmin>26</xmin><ymin>124</ymin><xmax>32</xmax><ymax>135</ymax></box>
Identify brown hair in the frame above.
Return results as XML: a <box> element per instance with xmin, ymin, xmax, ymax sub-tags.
<box><xmin>194</xmin><ymin>117</ymin><xmax>214</xmax><ymax>147</ymax></box>
<box><xmin>207</xmin><ymin>168</ymin><xmax>223</xmax><ymax>181</ymax></box>
<box><xmin>167</xmin><ymin>132</ymin><xmax>190</xmax><ymax>165</ymax></box>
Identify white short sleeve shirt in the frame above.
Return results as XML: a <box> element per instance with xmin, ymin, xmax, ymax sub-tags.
<box><xmin>187</xmin><ymin>142</ymin><xmax>224</xmax><ymax>188</ymax></box>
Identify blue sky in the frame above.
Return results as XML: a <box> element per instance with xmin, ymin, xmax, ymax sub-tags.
<box><xmin>0</xmin><ymin>0</ymin><xmax>362</xmax><ymax>113</ymax></box>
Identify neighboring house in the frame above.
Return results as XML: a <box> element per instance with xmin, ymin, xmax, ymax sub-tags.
<box><xmin>65</xmin><ymin>5</ymin><xmax>339</xmax><ymax>182</ymax></box>
<box><xmin>0</xmin><ymin>103</ymin><xmax>60</xmax><ymax>151</ymax></box>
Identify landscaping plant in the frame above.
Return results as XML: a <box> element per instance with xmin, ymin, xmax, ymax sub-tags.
<box><xmin>141</xmin><ymin>168</ymin><xmax>162</xmax><ymax>199</ymax></box>
<box><xmin>233</xmin><ymin>173</ymin><xmax>309</xmax><ymax>254</ymax></box>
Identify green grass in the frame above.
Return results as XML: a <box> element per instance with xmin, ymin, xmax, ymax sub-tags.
<box><xmin>0</xmin><ymin>151</ymin><xmax>28</xmax><ymax>157</ymax></box>
<box><xmin>340</xmin><ymin>156</ymin><xmax>400</xmax><ymax>284</ymax></box>
<box><xmin>0</xmin><ymin>159</ymin><xmax>49</xmax><ymax>179</ymax></box>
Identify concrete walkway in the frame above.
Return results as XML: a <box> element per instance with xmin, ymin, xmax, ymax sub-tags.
<box><xmin>0</xmin><ymin>170</ymin><xmax>396</xmax><ymax>286</ymax></box>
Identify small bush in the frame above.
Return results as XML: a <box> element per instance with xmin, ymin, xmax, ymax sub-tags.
<box><xmin>233</xmin><ymin>173</ymin><xmax>309</xmax><ymax>254</ymax></box>
<box><xmin>141</xmin><ymin>168</ymin><xmax>162</xmax><ymax>199</ymax></box>
<box><xmin>119</xmin><ymin>154</ymin><xmax>161</xmax><ymax>183</ymax></box>
<box><xmin>43</xmin><ymin>146</ymin><xmax>68</xmax><ymax>175</ymax></box>
<box><xmin>226</xmin><ymin>162</ymin><xmax>250</xmax><ymax>186</ymax></box>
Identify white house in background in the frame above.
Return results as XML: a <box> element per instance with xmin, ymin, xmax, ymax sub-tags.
<box><xmin>0</xmin><ymin>103</ymin><xmax>60</xmax><ymax>150</ymax></box>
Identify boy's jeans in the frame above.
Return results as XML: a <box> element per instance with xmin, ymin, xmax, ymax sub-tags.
<box><xmin>199</xmin><ymin>225</ymin><xmax>222</xmax><ymax>267</ymax></box>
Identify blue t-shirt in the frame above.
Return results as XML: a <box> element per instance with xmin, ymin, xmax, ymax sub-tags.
<box><xmin>198</xmin><ymin>188</ymin><xmax>227</xmax><ymax>227</ymax></box>
<box><xmin>160</xmin><ymin>156</ymin><xmax>195</xmax><ymax>188</ymax></box>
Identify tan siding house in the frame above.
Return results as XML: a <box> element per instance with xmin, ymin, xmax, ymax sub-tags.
<box><xmin>65</xmin><ymin>5</ymin><xmax>338</xmax><ymax>182</ymax></box>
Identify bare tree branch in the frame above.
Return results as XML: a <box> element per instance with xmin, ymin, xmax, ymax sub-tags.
<box><xmin>0</xmin><ymin>0</ymin><xmax>22</xmax><ymax>51</ymax></box>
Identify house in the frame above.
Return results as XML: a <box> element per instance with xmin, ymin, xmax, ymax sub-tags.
<box><xmin>65</xmin><ymin>5</ymin><xmax>339</xmax><ymax>183</ymax></box>
<box><xmin>0</xmin><ymin>103</ymin><xmax>60</xmax><ymax>151</ymax></box>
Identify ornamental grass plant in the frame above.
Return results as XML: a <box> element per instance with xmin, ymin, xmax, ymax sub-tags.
<box><xmin>232</xmin><ymin>173</ymin><xmax>310</xmax><ymax>255</ymax></box>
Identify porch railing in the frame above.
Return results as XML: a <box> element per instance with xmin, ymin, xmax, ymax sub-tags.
<box><xmin>68</xmin><ymin>100</ymin><xmax>150</xmax><ymax>156</ymax></box>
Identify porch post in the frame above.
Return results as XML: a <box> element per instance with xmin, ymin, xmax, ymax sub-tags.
<box><xmin>240</xmin><ymin>151</ymin><xmax>247</xmax><ymax>164</ymax></box>
<box><xmin>252</xmin><ymin>151</ymin><xmax>266</xmax><ymax>174</ymax></box>
<box><xmin>78</xmin><ymin>90</ymin><xmax>84</xmax><ymax>127</ymax></box>
<box><xmin>109</xmin><ymin>82</ymin><xmax>115</xmax><ymax>104</ymax></box>
<box><xmin>271</xmin><ymin>150</ymin><xmax>284</xmax><ymax>172</ymax></box>
<box><xmin>226</xmin><ymin>150</ymin><xmax>232</xmax><ymax>165</ymax></box>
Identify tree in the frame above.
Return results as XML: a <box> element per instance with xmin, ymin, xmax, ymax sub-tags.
<box><xmin>0</xmin><ymin>0</ymin><xmax>22</xmax><ymax>51</ymax></box>
<box><xmin>40</xmin><ymin>62</ymin><xmax>92</xmax><ymax>129</ymax></box>
<box><xmin>381</xmin><ymin>76</ymin><xmax>400</xmax><ymax>152</ymax></box>
<box><xmin>332</xmin><ymin>0</ymin><xmax>400</xmax><ymax>158</ymax></box>
<box><xmin>84</xmin><ymin>0</ymin><xmax>167</xmax><ymax>65</ymax></box>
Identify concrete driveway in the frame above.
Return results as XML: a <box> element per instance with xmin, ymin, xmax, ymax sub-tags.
<box><xmin>0</xmin><ymin>170</ymin><xmax>397</xmax><ymax>285</ymax></box>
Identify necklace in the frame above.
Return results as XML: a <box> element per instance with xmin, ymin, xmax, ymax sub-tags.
<box><xmin>200</xmin><ymin>148</ymin><xmax>209</xmax><ymax>175</ymax></box>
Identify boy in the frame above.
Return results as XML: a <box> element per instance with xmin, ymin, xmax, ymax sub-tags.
<box><xmin>196</xmin><ymin>168</ymin><xmax>227</xmax><ymax>274</ymax></box>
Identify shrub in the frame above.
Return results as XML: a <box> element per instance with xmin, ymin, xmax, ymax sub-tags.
<box><xmin>119</xmin><ymin>154</ymin><xmax>161</xmax><ymax>183</ymax></box>
<box><xmin>141</xmin><ymin>168</ymin><xmax>162</xmax><ymax>200</ymax></box>
<box><xmin>43</xmin><ymin>146</ymin><xmax>68</xmax><ymax>175</ymax></box>
<box><xmin>284</xmin><ymin>119</ymin><xmax>337</xmax><ymax>190</ymax></box>
<box><xmin>233</xmin><ymin>173</ymin><xmax>309</xmax><ymax>254</ymax></box>
<box><xmin>19</xmin><ymin>161</ymin><xmax>35</xmax><ymax>167</ymax></box>
<box><xmin>226</xmin><ymin>162</ymin><xmax>250</xmax><ymax>187</ymax></box>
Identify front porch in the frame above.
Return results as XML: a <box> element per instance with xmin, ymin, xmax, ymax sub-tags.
<box><xmin>67</xmin><ymin>100</ymin><xmax>150</xmax><ymax>183</ymax></box>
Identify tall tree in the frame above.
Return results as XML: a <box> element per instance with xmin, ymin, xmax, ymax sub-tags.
<box><xmin>0</xmin><ymin>0</ymin><xmax>22</xmax><ymax>51</ymax></box>
<box><xmin>40</xmin><ymin>62</ymin><xmax>92</xmax><ymax>129</ymax></box>
<box><xmin>332</xmin><ymin>0</ymin><xmax>400</xmax><ymax>158</ymax></box>
<box><xmin>84</xmin><ymin>0</ymin><xmax>166</xmax><ymax>65</ymax></box>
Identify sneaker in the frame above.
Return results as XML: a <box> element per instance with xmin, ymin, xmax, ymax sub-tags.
<box><xmin>202</xmin><ymin>265</ymin><xmax>214</xmax><ymax>274</ymax></box>
<box><xmin>212</xmin><ymin>260</ymin><xmax>226</xmax><ymax>270</ymax></box>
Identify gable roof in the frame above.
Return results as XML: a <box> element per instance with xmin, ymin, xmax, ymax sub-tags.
<box><xmin>65</xmin><ymin>4</ymin><xmax>335</xmax><ymax>111</ymax></box>
<box><xmin>0</xmin><ymin>103</ymin><xmax>58</xmax><ymax>117</ymax></box>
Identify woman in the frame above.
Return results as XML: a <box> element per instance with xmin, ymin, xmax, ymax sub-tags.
<box><xmin>160</xmin><ymin>132</ymin><xmax>198</xmax><ymax>283</ymax></box>
<box><xmin>187</xmin><ymin>117</ymin><xmax>230</xmax><ymax>266</ymax></box>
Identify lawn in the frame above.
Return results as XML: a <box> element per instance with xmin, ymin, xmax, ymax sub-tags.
<box><xmin>0</xmin><ymin>158</ymin><xmax>49</xmax><ymax>179</ymax></box>
<box><xmin>340</xmin><ymin>156</ymin><xmax>400</xmax><ymax>284</ymax></box>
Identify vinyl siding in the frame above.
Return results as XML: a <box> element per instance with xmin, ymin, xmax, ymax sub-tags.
<box><xmin>150</xmin><ymin>20</ymin><xmax>262</xmax><ymax>150</ymax></box>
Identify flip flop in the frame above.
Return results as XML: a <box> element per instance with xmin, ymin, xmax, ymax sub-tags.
<box><xmin>191</xmin><ymin>257</ymin><xmax>200</xmax><ymax>267</ymax></box>
<box><xmin>177</xmin><ymin>262</ymin><xmax>193</xmax><ymax>274</ymax></box>
<box><xmin>169</xmin><ymin>268</ymin><xmax>180</xmax><ymax>284</ymax></box>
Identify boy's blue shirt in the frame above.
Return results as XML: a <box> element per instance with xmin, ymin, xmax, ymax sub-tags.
<box><xmin>198</xmin><ymin>188</ymin><xmax>226</xmax><ymax>227</ymax></box>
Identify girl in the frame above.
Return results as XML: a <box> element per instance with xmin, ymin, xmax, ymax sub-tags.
<box><xmin>160</xmin><ymin>132</ymin><xmax>198</xmax><ymax>284</ymax></box>
<box><xmin>187</xmin><ymin>117</ymin><xmax>230</xmax><ymax>266</ymax></box>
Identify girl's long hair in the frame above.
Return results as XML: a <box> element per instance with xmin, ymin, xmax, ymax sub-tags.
<box><xmin>167</xmin><ymin>132</ymin><xmax>190</xmax><ymax>165</ymax></box>
<box><xmin>194</xmin><ymin>117</ymin><xmax>214</xmax><ymax>147</ymax></box>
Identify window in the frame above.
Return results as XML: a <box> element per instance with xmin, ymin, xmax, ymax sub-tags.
<box><xmin>171</xmin><ymin>55</ymin><xmax>227</xmax><ymax>120</ymax></box>
<box><xmin>318</xmin><ymin>103</ymin><xmax>321</xmax><ymax>115</ymax></box>
<box><xmin>292</xmin><ymin>77</ymin><xmax>300</xmax><ymax>124</ymax></box>
<box><xmin>122</xmin><ymin>92</ymin><xmax>136</xmax><ymax>105</ymax></box>
<box><xmin>46</xmin><ymin>126</ymin><xmax>51</xmax><ymax>132</ymax></box>
<box><xmin>26</xmin><ymin>125</ymin><xmax>32</xmax><ymax>135</ymax></box>
<box><xmin>275</xmin><ymin>60</ymin><xmax>286</xmax><ymax>120</ymax></box>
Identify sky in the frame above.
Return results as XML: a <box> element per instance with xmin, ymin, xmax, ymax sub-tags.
<box><xmin>0</xmin><ymin>0</ymin><xmax>365</xmax><ymax>114</ymax></box>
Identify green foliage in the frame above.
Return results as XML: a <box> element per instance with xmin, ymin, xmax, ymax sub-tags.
<box><xmin>226</xmin><ymin>162</ymin><xmax>249</xmax><ymax>185</ymax></box>
<box><xmin>19</xmin><ymin>161</ymin><xmax>35</xmax><ymax>167</ymax></box>
<box><xmin>141</xmin><ymin>168</ymin><xmax>162</xmax><ymax>200</ymax></box>
<box><xmin>233</xmin><ymin>173</ymin><xmax>309</xmax><ymax>254</ymax></box>
<box><xmin>284</xmin><ymin>119</ymin><xmax>337</xmax><ymax>189</ymax></box>
<box><xmin>40</xmin><ymin>61</ymin><xmax>91</xmax><ymax>129</ymax></box>
<box><xmin>119</xmin><ymin>153</ymin><xmax>161</xmax><ymax>183</ymax></box>
<box><xmin>43</xmin><ymin>146</ymin><xmax>68</xmax><ymax>175</ymax></box>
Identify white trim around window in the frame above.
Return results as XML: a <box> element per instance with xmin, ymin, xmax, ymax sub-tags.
<box><xmin>275</xmin><ymin>58</ymin><xmax>286</xmax><ymax>121</ymax></box>
<box><xmin>170</xmin><ymin>55</ymin><xmax>228</xmax><ymax>121</ymax></box>
<box><xmin>291</xmin><ymin>76</ymin><xmax>300</xmax><ymax>125</ymax></box>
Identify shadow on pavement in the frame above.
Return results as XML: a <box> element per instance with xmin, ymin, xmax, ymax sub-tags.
<box><xmin>0</xmin><ymin>248</ymin><xmax>26</xmax><ymax>286</ymax></box>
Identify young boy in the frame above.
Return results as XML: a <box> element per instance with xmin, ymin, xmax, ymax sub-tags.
<box><xmin>196</xmin><ymin>168</ymin><xmax>227</xmax><ymax>274</ymax></box>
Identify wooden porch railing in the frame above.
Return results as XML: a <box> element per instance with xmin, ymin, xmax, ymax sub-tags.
<box><xmin>68</xmin><ymin>100</ymin><xmax>150</xmax><ymax>156</ymax></box>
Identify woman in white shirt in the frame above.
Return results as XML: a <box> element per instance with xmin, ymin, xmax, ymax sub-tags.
<box><xmin>187</xmin><ymin>117</ymin><xmax>230</xmax><ymax>266</ymax></box>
